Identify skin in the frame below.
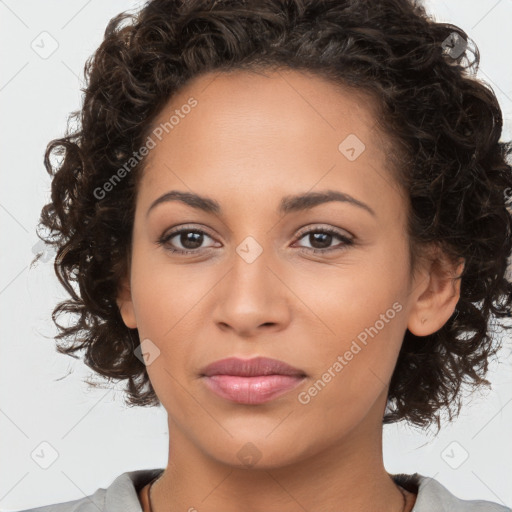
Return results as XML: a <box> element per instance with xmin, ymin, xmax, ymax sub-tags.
<box><xmin>116</xmin><ymin>68</ymin><xmax>463</xmax><ymax>512</ymax></box>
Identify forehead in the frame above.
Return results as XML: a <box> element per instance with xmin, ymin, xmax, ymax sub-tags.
<box><xmin>148</xmin><ymin>67</ymin><xmax>382</xmax><ymax>151</ymax></box>
<box><xmin>138</xmin><ymin>68</ymin><xmax>402</xmax><ymax>220</ymax></box>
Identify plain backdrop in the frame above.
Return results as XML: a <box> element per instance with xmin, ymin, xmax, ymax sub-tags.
<box><xmin>1</xmin><ymin>0</ymin><xmax>511</xmax><ymax>510</ymax></box>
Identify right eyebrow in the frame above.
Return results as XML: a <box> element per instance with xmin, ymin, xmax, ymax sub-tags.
<box><xmin>278</xmin><ymin>190</ymin><xmax>376</xmax><ymax>217</ymax></box>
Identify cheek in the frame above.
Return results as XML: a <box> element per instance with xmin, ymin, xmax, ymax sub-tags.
<box><xmin>291</xmin><ymin>236</ymin><xmax>407</xmax><ymax>341</ymax></box>
<box><xmin>295</xmin><ymin>304</ymin><xmax>406</xmax><ymax>439</ymax></box>
<box><xmin>128</xmin><ymin>256</ymin><xmax>201</xmax><ymax>410</ymax></box>
<box><xmin>127</xmin><ymin>252</ymin><xmax>197</xmax><ymax>392</ymax></box>
<box><xmin>293</xmin><ymin>242</ymin><xmax>409</xmax><ymax>407</ymax></box>
<box><xmin>129</xmin><ymin>239</ymin><xmax>211</xmax><ymax>337</ymax></box>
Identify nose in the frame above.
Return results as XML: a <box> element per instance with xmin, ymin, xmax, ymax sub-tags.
<box><xmin>212</xmin><ymin>245</ymin><xmax>292</xmax><ymax>338</ymax></box>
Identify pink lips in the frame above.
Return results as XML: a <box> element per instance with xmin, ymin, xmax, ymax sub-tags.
<box><xmin>200</xmin><ymin>357</ymin><xmax>306</xmax><ymax>404</ymax></box>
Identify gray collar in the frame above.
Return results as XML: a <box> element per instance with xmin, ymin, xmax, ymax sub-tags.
<box><xmin>21</xmin><ymin>468</ymin><xmax>511</xmax><ymax>511</ymax></box>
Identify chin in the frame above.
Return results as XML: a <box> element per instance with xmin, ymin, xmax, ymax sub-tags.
<box><xmin>198</xmin><ymin>430</ymin><xmax>324</xmax><ymax>471</ymax></box>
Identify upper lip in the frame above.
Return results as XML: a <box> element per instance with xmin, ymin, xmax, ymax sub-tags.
<box><xmin>201</xmin><ymin>357</ymin><xmax>306</xmax><ymax>377</ymax></box>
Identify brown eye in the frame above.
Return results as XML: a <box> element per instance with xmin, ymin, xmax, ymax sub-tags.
<box><xmin>295</xmin><ymin>227</ymin><xmax>354</xmax><ymax>254</ymax></box>
<box><xmin>157</xmin><ymin>228</ymin><xmax>217</xmax><ymax>255</ymax></box>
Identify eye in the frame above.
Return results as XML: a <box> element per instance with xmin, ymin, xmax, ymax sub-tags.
<box><xmin>155</xmin><ymin>224</ymin><xmax>355</xmax><ymax>256</ymax></box>
<box><xmin>293</xmin><ymin>226</ymin><xmax>354</xmax><ymax>254</ymax></box>
<box><xmin>156</xmin><ymin>226</ymin><xmax>218</xmax><ymax>255</ymax></box>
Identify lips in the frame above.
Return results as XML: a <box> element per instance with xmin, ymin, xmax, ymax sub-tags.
<box><xmin>201</xmin><ymin>356</ymin><xmax>306</xmax><ymax>378</ymax></box>
<box><xmin>200</xmin><ymin>357</ymin><xmax>307</xmax><ymax>404</ymax></box>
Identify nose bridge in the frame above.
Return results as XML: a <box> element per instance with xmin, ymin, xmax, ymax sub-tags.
<box><xmin>212</xmin><ymin>232</ymin><xmax>290</xmax><ymax>334</ymax></box>
<box><xmin>229</xmin><ymin>234</ymin><xmax>276</xmax><ymax>303</ymax></box>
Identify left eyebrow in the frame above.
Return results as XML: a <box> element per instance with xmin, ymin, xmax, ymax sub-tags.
<box><xmin>279</xmin><ymin>190</ymin><xmax>376</xmax><ymax>217</ymax></box>
<box><xmin>146</xmin><ymin>189</ymin><xmax>376</xmax><ymax>218</ymax></box>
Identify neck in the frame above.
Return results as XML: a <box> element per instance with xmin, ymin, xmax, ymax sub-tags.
<box><xmin>148</xmin><ymin>395</ymin><xmax>412</xmax><ymax>512</ymax></box>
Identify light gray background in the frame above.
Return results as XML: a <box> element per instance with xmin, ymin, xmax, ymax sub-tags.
<box><xmin>1</xmin><ymin>1</ymin><xmax>511</xmax><ymax>510</ymax></box>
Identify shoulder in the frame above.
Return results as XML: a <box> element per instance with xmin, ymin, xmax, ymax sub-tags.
<box><xmin>13</xmin><ymin>489</ymin><xmax>105</xmax><ymax>512</ymax></box>
<box><xmin>14</xmin><ymin>468</ymin><xmax>164</xmax><ymax>512</ymax></box>
<box><xmin>393</xmin><ymin>473</ymin><xmax>511</xmax><ymax>512</ymax></box>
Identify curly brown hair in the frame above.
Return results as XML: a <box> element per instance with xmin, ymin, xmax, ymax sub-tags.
<box><xmin>34</xmin><ymin>0</ymin><xmax>512</xmax><ymax>428</ymax></box>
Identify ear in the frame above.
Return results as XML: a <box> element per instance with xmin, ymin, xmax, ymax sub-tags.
<box><xmin>116</xmin><ymin>275</ymin><xmax>137</xmax><ymax>329</ymax></box>
<box><xmin>407</xmin><ymin>246</ymin><xmax>465</xmax><ymax>337</ymax></box>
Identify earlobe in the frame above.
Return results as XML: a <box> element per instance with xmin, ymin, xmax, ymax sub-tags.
<box><xmin>407</xmin><ymin>250</ymin><xmax>464</xmax><ymax>337</ymax></box>
<box><xmin>116</xmin><ymin>276</ymin><xmax>137</xmax><ymax>329</ymax></box>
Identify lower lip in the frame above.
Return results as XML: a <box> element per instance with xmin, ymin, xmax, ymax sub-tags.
<box><xmin>202</xmin><ymin>375</ymin><xmax>305</xmax><ymax>404</ymax></box>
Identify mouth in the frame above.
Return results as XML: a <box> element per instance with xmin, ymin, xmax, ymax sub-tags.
<box><xmin>200</xmin><ymin>356</ymin><xmax>307</xmax><ymax>405</ymax></box>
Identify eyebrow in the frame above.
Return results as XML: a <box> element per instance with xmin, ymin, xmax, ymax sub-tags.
<box><xmin>146</xmin><ymin>189</ymin><xmax>376</xmax><ymax>218</ymax></box>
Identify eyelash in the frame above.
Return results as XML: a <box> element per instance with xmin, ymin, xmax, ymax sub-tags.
<box><xmin>156</xmin><ymin>225</ymin><xmax>354</xmax><ymax>256</ymax></box>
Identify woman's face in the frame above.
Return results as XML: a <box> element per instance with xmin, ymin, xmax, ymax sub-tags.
<box><xmin>118</xmin><ymin>68</ymin><xmax>433</xmax><ymax>467</ymax></box>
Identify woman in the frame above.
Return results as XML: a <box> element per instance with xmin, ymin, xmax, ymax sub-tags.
<box><xmin>25</xmin><ymin>0</ymin><xmax>512</xmax><ymax>510</ymax></box>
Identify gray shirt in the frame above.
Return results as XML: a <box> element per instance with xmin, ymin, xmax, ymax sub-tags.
<box><xmin>15</xmin><ymin>469</ymin><xmax>511</xmax><ymax>511</ymax></box>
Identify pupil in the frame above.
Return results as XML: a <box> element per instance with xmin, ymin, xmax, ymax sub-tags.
<box><xmin>182</xmin><ymin>231</ymin><xmax>203</xmax><ymax>249</ymax></box>
<box><xmin>311</xmin><ymin>233</ymin><xmax>331</xmax><ymax>249</ymax></box>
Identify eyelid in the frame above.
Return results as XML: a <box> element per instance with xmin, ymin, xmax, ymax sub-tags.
<box><xmin>155</xmin><ymin>224</ymin><xmax>219</xmax><ymax>253</ymax></box>
<box><xmin>291</xmin><ymin>225</ymin><xmax>355</xmax><ymax>254</ymax></box>
<box><xmin>160</xmin><ymin>223</ymin><xmax>352</xmax><ymax>242</ymax></box>
<box><xmin>162</xmin><ymin>223</ymin><xmax>217</xmax><ymax>240</ymax></box>
<box><xmin>157</xmin><ymin>223</ymin><xmax>355</xmax><ymax>255</ymax></box>
<box><xmin>294</xmin><ymin>223</ymin><xmax>354</xmax><ymax>240</ymax></box>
